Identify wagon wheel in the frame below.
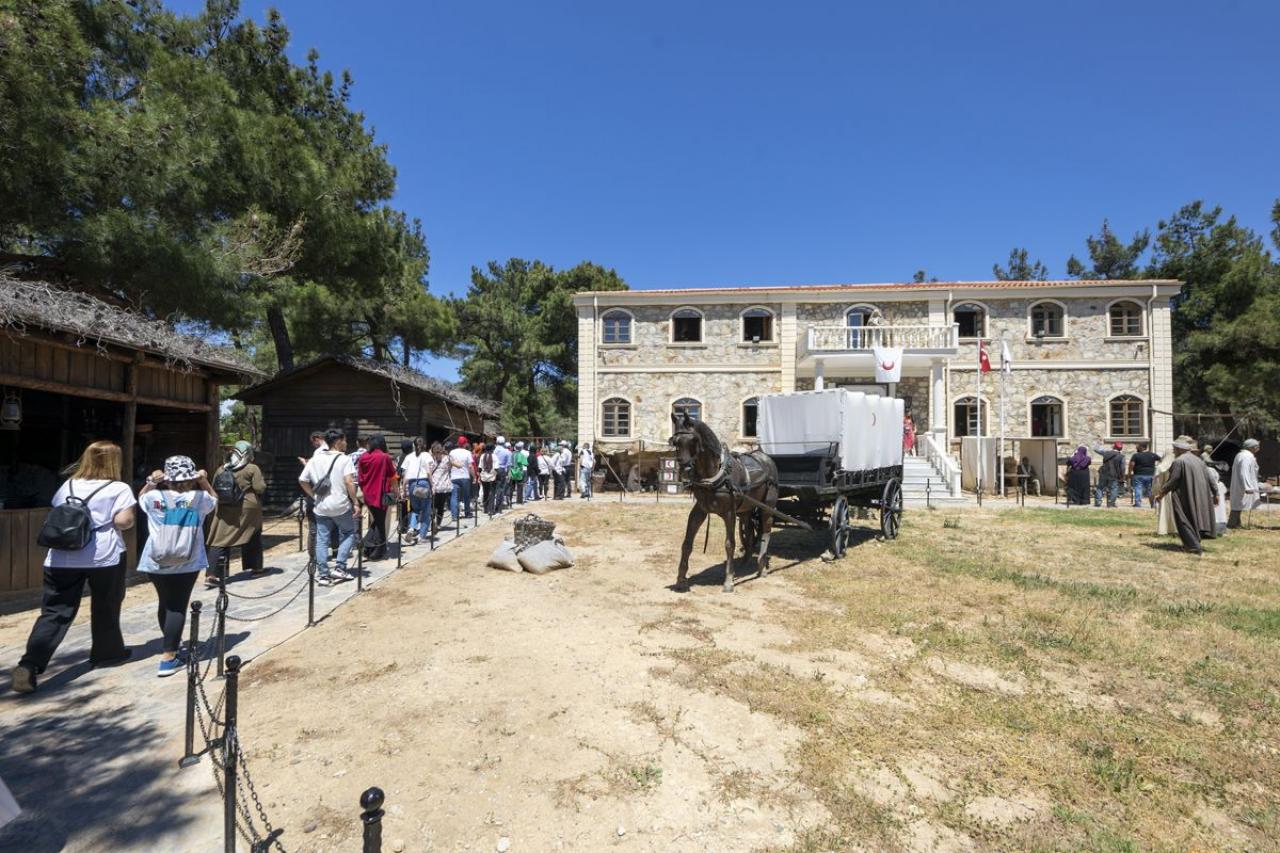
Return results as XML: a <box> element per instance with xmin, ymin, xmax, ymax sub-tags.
<box><xmin>880</xmin><ymin>478</ymin><xmax>903</xmax><ymax>540</ymax></box>
<box><xmin>829</xmin><ymin>496</ymin><xmax>850</xmax><ymax>558</ymax></box>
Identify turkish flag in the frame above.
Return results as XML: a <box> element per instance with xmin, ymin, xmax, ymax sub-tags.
<box><xmin>979</xmin><ymin>342</ymin><xmax>992</xmax><ymax>373</ymax></box>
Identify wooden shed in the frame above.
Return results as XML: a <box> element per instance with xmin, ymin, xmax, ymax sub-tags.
<box><xmin>0</xmin><ymin>278</ymin><xmax>263</xmax><ymax>596</ymax></box>
<box><xmin>235</xmin><ymin>355</ymin><xmax>500</xmax><ymax>507</ymax></box>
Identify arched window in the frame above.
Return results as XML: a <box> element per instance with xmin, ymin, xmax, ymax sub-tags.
<box><xmin>740</xmin><ymin>307</ymin><xmax>774</xmax><ymax>343</ymax></box>
<box><xmin>672</xmin><ymin>397</ymin><xmax>702</xmax><ymax>422</ymax></box>
<box><xmin>742</xmin><ymin>397</ymin><xmax>760</xmax><ymax>438</ymax></box>
<box><xmin>1109</xmin><ymin>395</ymin><xmax>1144</xmax><ymax>437</ymax></box>
<box><xmin>1108</xmin><ymin>301</ymin><xmax>1143</xmax><ymax>337</ymax></box>
<box><xmin>601</xmin><ymin>398</ymin><xmax>631</xmax><ymax>438</ymax></box>
<box><xmin>953</xmin><ymin>396</ymin><xmax>985</xmax><ymax>437</ymax></box>
<box><xmin>1029</xmin><ymin>301</ymin><xmax>1065</xmax><ymax>338</ymax></box>
<box><xmin>845</xmin><ymin>304</ymin><xmax>878</xmax><ymax>348</ymax></box>
<box><xmin>1030</xmin><ymin>395</ymin><xmax>1064</xmax><ymax>437</ymax></box>
<box><xmin>670</xmin><ymin>308</ymin><xmax>703</xmax><ymax>343</ymax></box>
<box><xmin>601</xmin><ymin>309</ymin><xmax>632</xmax><ymax>345</ymax></box>
<box><xmin>953</xmin><ymin>303</ymin><xmax>986</xmax><ymax>339</ymax></box>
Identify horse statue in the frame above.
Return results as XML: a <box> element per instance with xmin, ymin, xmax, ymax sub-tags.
<box><xmin>668</xmin><ymin>412</ymin><xmax>779</xmax><ymax>592</ymax></box>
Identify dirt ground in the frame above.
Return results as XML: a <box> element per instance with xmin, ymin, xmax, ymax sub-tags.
<box><xmin>231</xmin><ymin>500</ymin><xmax>1280</xmax><ymax>852</ymax></box>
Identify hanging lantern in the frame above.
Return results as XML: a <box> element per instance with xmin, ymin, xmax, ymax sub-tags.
<box><xmin>0</xmin><ymin>390</ymin><xmax>20</xmax><ymax>431</ymax></box>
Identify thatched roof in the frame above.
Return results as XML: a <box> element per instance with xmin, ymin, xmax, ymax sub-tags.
<box><xmin>0</xmin><ymin>276</ymin><xmax>263</xmax><ymax>377</ymax></box>
<box><xmin>236</xmin><ymin>354</ymin><xmax>501</xmax><ymax>419</ymax></box>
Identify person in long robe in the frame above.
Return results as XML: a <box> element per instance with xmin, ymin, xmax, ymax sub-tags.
<box><xmin>1065</xmin><ymin>445</ymin><xmax>1092</xmax><ymax>506</ymax></box>
<box><xmin>1154</xmin><ymin>436</ymin><xmax>1216</xmax><ymax>554</ymax></box>
<box><xmin>1154</xmin><ymin>449</ymin><xmax>1176</xmax><ymax>535</ymax></box>
<box><xmin>1228</xmin><ymin>438</ymin><xmax>1261</xmax><ymax>528</ymax></box>
<box><xmin>1200</xmin><ymin>444</ymin><xmax>1228</xmax><ymax>536</ymax></box>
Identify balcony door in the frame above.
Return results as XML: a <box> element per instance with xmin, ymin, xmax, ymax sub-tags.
<box><xmin>846</xmin><ymin>307</ymin><xmax>873</xmax><ymax>348</ymax></box>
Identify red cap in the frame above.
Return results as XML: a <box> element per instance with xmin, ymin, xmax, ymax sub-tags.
<box><xmin>458</xmin><ymin>436</ymin><xmax>469</xmax><ymax>447</ymax></box>
<box><xmin>1113</xmin><ymin>442</ymin><xmax>1123</xmax><ymax>450</ymax></box>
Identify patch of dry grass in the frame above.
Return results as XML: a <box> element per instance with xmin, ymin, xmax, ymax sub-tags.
<box><xmin>650</xmin><ymin>505</ymin><xmax>1280</xmax><ymax>850</ymax></box>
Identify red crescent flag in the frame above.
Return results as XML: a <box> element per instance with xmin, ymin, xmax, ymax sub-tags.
<box><xmin>979</xmin><ymin>342</ymin><xmax>992</xmax><ymax>373</ymax></box>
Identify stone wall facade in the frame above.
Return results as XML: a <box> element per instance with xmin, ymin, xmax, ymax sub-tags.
<box><xmin>576</xmin><ymin>282</ymin><xmax>1178</xmax><ymax>456</ymax></box>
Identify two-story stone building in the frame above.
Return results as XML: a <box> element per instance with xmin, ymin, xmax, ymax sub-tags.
<box><xmin>575</xmin><ymin>280</ymin><xmax>1181</xmax><ymax>490</ymax></box>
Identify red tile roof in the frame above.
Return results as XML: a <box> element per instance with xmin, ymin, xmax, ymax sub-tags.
<box><xmin>582</xmin><ymin>279</ymin><xmax>1180</xmax><ymax>297</ymax></box>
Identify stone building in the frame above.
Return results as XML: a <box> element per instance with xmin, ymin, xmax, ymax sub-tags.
<box><xmin>574</xmin><ymin>280</ymin><xmax>1182</xmax><ymax>491</ymax></box>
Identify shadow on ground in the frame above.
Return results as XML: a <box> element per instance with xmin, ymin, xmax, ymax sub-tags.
<box><xmin>677</xmin><ymin>525</ymin><xmax>880</xmax><ymax>589</ymax></box>
<box><xmin>0</xmin><ymin>687</ymin><xmax>203</xmax><ymax>852</ymax></box>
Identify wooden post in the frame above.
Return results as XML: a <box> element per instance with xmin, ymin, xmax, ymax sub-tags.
<box><xmin>206</xmin><ymin>381</ymin><xmax>222</xmax><ymax>474</ymax></box>
<box><xmin>122</xmin><ymin>358</ymin><xmax>138</xmax><ymax>483</ymax></box>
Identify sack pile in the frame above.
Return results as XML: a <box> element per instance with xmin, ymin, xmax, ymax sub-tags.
<box><xmin>486</xmin><ymin>512</ymin><xmax>574</xmax><ymax>575</ymax></box>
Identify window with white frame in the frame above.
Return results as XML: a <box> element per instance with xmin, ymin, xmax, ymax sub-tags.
<box><xmin>846</xmin><ymin>305</ymin><xmax>876</xmax><ymax>348</ymax></box>
<box><xmin>742</xmin><ymin>397</ymin><xmax>759</xmax><ymax>437</ymax></box>
<box><xmin>672</xmin><ymin>397</ymin><xmax>702</xmax><ymax>422</ymax></box>
<box><xmin>741</xmin><ymin>307</ymin><xmax>774</xmax><ymax>342</ymax></box>
<box><xmin>953</xmin><ymin>396</ymin><xmax>984</xmax><ymax>437</ymax></box>
<box><xmin>601</xmin><ymin>398</ymin><xmax>631</xmax><ymax>437</ymax></box>
<box><xmin>1030</xmin><ymin>395</ymin><xmax>1064</xmax><ymax>437</ymax></box>
<box><xmin>601</xmin><ymin>310</ymin><xmax>632</xmax><ymax>344</ymax></box>
<box><xmin>670</xmin><ymin>308</ymin><xmax>703</xmax><ymax>343</ymax></box>
<box><xmin>1029</xmin><ymin>301</ymin><xmax>1065</xmax><ymax>337</ymax></box>
<box><xmin>953</xmin><ymin>303</ymin><xmax>986</xmax><ymax>339</ymax></box>
<box><xmin>1108</xmin><ymin>301</ymin><xmax>1143</xmax><ymax>337</ymax></box>
<box><xmin>1109</xmin><ymin>395</ymin><xmax>1143</xmax><ymax>437</ymax></box>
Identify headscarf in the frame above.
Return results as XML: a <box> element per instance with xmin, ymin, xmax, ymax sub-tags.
<box><xmin>228</xmin><ymin>441</ymin><xmax>254</xmax><ymax>471</ymax></box>
<box><xmin>1068</xmin><ymin>445</ymin><xmax>1091</xmax><ymax>470</ymax></box>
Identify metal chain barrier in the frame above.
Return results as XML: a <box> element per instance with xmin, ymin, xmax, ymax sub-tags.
<box><xmin>221</xmin><ymin>578</ymin><xmax>311</xmax><ymax>623</ymax></box>
<box><xmin>219</xmin><ymin>563</ymin><xmax>309</xmax><ymax>600</ymax></box>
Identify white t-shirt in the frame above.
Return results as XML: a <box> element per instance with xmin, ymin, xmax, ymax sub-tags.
<box><xmin>400</xmin><ymin>451</ymin><xmax>424</xmax><ymax>481</ymax></box>
<box><xmin>537</xmin><ymin>454</ymin><xmax>551</xmax><ymax>475</ymax></box>
<box><xmin>300</xmin><ymin>449</ymin><xmax>355</xmax><ymax>517</ymax></box>
<box><xmin>136</xmin><ymin>489</ymin><xmax>217</xmax><ymax>574</ymax></box>
<box><xmin>448</xmin><ymin>447</ymin><xmax>473</xmax><ymax>481</ymax></box>
<box><xmin>579</xmin><ymin>449</ymin><xmax>594</xmax><ymax>471</ymax></box>
<box><xmin>43</xmin><ymin>479</ymin><xmax>138</xmax><ymax>569</ymax></box>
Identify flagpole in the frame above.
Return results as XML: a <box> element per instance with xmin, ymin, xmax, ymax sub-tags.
<box><xmin>999</xmin><ymin>361</ymin><xmax>1006</xmax><ymax>498</ymax></box>
<box><xmin>976</xmin><ymin>338</ymin><xmax>983</xmax><ymax>496</ymax></box>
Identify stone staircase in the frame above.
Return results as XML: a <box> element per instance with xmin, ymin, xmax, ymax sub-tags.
<box><xmin>902</xmin><ymin>454</ymin><xmax>967</xmax><ymax>505</ymax></box>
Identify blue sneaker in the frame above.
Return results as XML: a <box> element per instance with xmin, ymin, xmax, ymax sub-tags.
<box><xmin>157</xmin><ymin>655</ymin><xmax>184</xmax><ymax>678</ymax></box>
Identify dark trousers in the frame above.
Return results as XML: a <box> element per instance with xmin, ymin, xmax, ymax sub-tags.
<box><xmin>433</xmin><ymin>492</ymin><xmax>450</xmax><ymax>527</ymax></box>
<box><xmin>512</xmin><ymin>475</ymin><xmax>525</xmax><ymax>504</ymax></box>
<box><xmin>207</xmin><ymin>528</ymin><xmax>264</xmax><ymax>579</ymax></box>
<box><xmin>19</xmin><ymin>558</ymin><xmax>128</xmax><ymax>674</ymax></box>
<box><xmin>363</xmin><ymin>505</ymin><xmax>389</xmax><ymax>559</ymax></box>
<box><xmin>481</xmin><ymin>480</ymin><xmax>496</xmax><ymax>515</ymax></box>
<box><xmin>149</xmin><ymin>571</ymin><xmax>200</xmax><ymax>654</ymax></box>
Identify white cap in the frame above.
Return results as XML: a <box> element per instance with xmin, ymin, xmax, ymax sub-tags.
<box><xmin>496</xmin><ymin>435</ymin><xmax>506</xmax><ymax>445</ymax></box>
<box><xmin>515</xmin><ymin>441</ymin><xmax>524</xmax><ymax>449</ymax></box>
<box><xmin>560</xmin><ymin>440</ymin><xmax>569</xmax><ymax>447</ymax></box>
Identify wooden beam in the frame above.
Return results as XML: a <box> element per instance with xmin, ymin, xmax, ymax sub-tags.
<box><xmin>206</xmin><ymin>382</ymin><xmax>222</xmax><ymax>474</ymax></box>
<box><xmin>121</xmin><ymin>358</ymin><xmax>138</xmax><ymax>482</ymax></box>
<box><xmin>0</xmin><ymin>371</ymin><xmax>212</xmax><ymax>411</ymax></box>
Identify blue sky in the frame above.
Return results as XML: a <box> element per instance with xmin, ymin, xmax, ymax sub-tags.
<box><xmin>175</xmin><ymin>0</ymin><xmax>1280</xmax><ymax>378</ymax></box>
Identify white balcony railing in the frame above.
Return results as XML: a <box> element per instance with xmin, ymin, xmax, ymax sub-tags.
<box><xmin>806</xmin><ymin>323</ymin><xmax>959</xmax><ymax>353</ymax></box>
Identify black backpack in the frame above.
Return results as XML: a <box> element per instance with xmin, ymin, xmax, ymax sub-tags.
<box><xmin>213</xmin><ymin>468</ymin><xmax>244</xmax><ymax>505</ymax></box>
<box><xmin>37</xmin><ymin>480</ymin><xmax>116</xmax><ymax>551</ymax></box>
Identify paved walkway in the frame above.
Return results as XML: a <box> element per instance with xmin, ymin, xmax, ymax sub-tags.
<box><xmin>0</xmin><ymin>504</ymin><xmax>522</xmax><ymax>852</ymax></box>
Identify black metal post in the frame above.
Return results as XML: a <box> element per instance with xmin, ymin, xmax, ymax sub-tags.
<box><xmin>430</xmin><ymin>510</ymin><xmax>437</xmax><ymax>551</ymax></box>
<box><xmin>356</xmin><ymin>511</ymin><xmax>364</xmax><ymax>592</ymax></box>
<box><xmin>215</xmin><ymin>570</ymin><xmax>228</xmax><ymax>678</ymax></box>
<box><xmin>179</xmin><ymin>600</ymin><xmax>202</xmax><ymax>768</ymax></box>
<box><xmin>925</xmin><ymin>480</ymin><xmax>932</xmax><ymax>510</ymax></box>
<box><xmin>297</xmin><ymin>505</ymin><xmax>303</xmax><ymax>552</ymax></box>
<box><xmin>396</xmin><ymin>503</ymin><xmax>403</xmax><ymax>570</ymax></box>
<box><xmin>361</xmin><ymin>787</ymin><xmax>385</xmax><ymax>853</ymax></box>
<box><xmin>306</xmin><ymin>559</ymin><xmax>316</xmax><ymax>627</ymax></box>
<box><xmin>223</xmin><ymin>655</ymin><xmax>241</xmax><ymax>853</ymax></box>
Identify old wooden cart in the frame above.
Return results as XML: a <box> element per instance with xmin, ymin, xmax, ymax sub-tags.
<box><xmin>757</xmin><ymin>390</ymin><xmax>904</xmax><ymax>557</ymax></box>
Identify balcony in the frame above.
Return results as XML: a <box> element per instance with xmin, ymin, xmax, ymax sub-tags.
<box><xmin>805</xmin><ymin>323</ymin><xmax>960</xmax><ymax>354</ymax></box>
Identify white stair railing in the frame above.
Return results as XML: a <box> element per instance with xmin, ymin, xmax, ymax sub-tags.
<box><xmin>921</xmin><ymin>432</ymin><xmax>961</xmax><ymax>496</ymax></box>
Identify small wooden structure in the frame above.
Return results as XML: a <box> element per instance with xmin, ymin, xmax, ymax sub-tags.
<box><xmin>0</xmin><ymin>278</ymin><xmax>262</xmax><ymax>595</ymax></box>
<box><xmin>235</xmin><ymin>355</ymin><xmax>500</xmax><ymax>507</ymax></box>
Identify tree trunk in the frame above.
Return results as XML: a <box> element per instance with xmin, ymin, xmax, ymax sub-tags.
<box><xmin>266</xmin><ymin>305</ymin><xmax>294</xmax><ymax>371</ymax></box>
<box><xmin>525</xmin><ymin>370</ymin><xmax>543</xmax><ymax>436</ymax></box>
<box><xmin>401</xmin><ymin>337</ymin><xmax>411</xmax><ymax>367</ymax></box>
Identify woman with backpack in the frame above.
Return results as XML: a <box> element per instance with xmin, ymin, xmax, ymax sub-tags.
<box><xmin>357</xmin><ymin>434</ymin><xmax>398</xmax><ymax>561</ymax></box>
<box><xmin>421</xmin><ymin>441</ymin><xmax>453</xmax><ymax>539</ymax></box>
<box><xmin>137</xmin><ymin>456</ymin><xmax>218</xmax><ymax>677</ymax></box>
<box><xmin>478</xmin><ymin>444</ymin><xmax>498</xmax><ymax>514</ymax></box>
<box><xmin>206</xmin><ymin>441</ymin><xmax>267</xmax><ymax>588</ymax></box>
<box><xmin>10</xmin><ymin>441</ymin><xmax>136</xmax><ymax>695</ymax></box>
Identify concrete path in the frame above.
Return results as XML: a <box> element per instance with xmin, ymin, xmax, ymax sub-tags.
<box><xmin>0</xmin><ymin>504</ymin><xmax>523</xmax><ymax>853</ymax></box>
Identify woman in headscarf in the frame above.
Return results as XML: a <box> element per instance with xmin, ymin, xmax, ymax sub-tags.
<box><xmin>357</xmin><ymin>434</ymin><xmax>398</xmax><ymax>561</ymax></box>
<box><xmin>206</xmin><ymin>440</ymin><xmax>267</xmax><ymax>587</ymax></box>
<box><xmin>1065</xmin><ymin>445</ymin><xmax>1092</xmax><ymax>506</ymax></box>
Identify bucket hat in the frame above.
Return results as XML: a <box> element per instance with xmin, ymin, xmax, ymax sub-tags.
<box><xmin>1171</xmin><ymin>435</ymin><xmax>1197</xmax><ymax>451</ymax></box>
<box><xmin>164</xmin><ymin>455</ymin><xmax>199</xmax><ymax>482</ymax></box>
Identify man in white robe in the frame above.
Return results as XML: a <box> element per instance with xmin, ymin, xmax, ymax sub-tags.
<box><xmin>1228</xmin><ymin>438</ymin><xmax>1261</xmax><ymax>528</ymax></box>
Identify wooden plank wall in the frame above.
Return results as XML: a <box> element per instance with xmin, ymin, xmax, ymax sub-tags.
<box><xmin>0</xmin><ymin>336</ymin><xmax>126</xmax><ymax>393</ymax></box>
<box><xmin>0</xmin><ymin>509</ymin><xmax>138</xmax><ymax>594</ymax></box>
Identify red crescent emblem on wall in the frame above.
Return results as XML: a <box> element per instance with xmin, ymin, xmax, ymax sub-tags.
<box><xmin>880</xmin><ymin>360</ymin><xmax>895</xmax><ymax>371</ymax></box>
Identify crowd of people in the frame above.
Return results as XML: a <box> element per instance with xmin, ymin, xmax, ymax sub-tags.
<box><xmin>9</xmin><ymin>439</ymin><xmax>268</xmax><ymax>694</ymax></box>
<box><xmin>1061</xmin><ymin>436</ymin><xmax>1264</xmax><ymax>554</ymax></box>
<box><xmin>297</xmin><ymin>430</ymin><xmax>598</xmax><ymax>583</ymax></box>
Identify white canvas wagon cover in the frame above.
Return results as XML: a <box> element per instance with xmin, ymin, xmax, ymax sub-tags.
<box><xmin>758</xmin><ymin>390</ymin><xmax>904</xmax><ymax>472</ymax></box>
